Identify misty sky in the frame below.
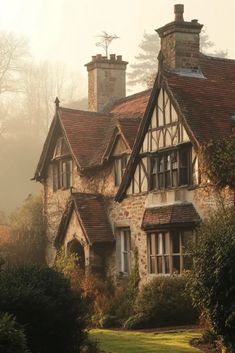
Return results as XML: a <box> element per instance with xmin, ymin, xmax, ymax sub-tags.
<box><xmin>1</xmin><ymin>0</ymin><xmax>235</xmax><ymax>97</ymax></box>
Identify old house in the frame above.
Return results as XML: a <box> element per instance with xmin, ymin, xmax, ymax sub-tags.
<box><xmin>34</xmin><ymin>4</ymin><xmax>235</xmax><ymax>283</ymax></box>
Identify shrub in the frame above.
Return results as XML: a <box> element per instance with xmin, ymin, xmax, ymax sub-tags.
<box><xmin>128</xmin><ymin>276</ymin><xmax>197</xmax><ymax>329</ymax></box>
<box><xmin>0</xmin><ymin>264</ymin><xmax>87</xmax><ymax>353</ymax></box>
<box><xmin>0</xmin><ymin>313</ymin><xmax>29</xmax><ymax>353</ymax></box>
<box><xmin>188</xmin><ymin>206</ymin><xmax>235</xmax><ymax>351</ymax></box>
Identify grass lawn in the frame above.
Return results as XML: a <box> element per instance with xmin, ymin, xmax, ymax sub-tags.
<box><xmin>90</xmin><ymin>329</ymin><xmax>202</xmax><ymax>353</ymax></box>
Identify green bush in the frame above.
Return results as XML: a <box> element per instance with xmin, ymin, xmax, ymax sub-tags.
<box><xmin>128</xmin><ymin>276</ymin><xmax>198</xmax><ymax>329</ymax></box>
<box><xmin>0</xmin><ymin>264</ymin><xmax>87</xmax><ymax>353</ymax></box>
<box><xmin>0</xmin><ymin>313</ymin><xmax>29</xmax><ymax>353</ymax></box>
<box><xmin>188</xmin><ymin>206</ymin><xmax>235</xmax><ymax>351</ymax></box>
<box><xmin>123</xmin><ymin>313</ymin><xmax>149</xmax><ymax>330</ymax></box>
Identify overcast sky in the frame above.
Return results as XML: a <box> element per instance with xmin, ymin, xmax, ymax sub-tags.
<box><xmin>1</xmin><ymin>0</ymin><xmax>235</xmax><ymax>96</ymax></box>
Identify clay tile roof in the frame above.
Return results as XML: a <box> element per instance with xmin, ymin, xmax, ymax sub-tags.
<box><xmin>142</xmin><ymin>203</ymin><xmax>201</xmax><ymax>231</ymax></box>
<box><xmin>110</xmin><ymin>89</ymin><xmax>151</xmax><ymax>119</ymax></box>
<box><xmin>117</xmin><ymin>118</ymin><xmax>141</xmax><ymax>149</ymax></box>
<box><xmin>72</xmin><ymin>193</ymin><xmax>114</xmax><ymax>244</ymax></box>
<box><xmin>59</xmin><ymin>108</ymin><xmax>115</xmax><ymax>169</ymax></box>
<box><xmin>55</xmin><ymin>193</ymin><xmax>114</xmax><ymax>247</ymax></box>
<box><xmin>166</xmin><ymin>54</ymin><xmax>235</xmax><ymax>143</ymax></box>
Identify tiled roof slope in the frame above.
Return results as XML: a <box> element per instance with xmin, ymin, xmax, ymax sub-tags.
<box><xmin>73</xmin><ymin>193</ymin><xmax>114</xmax><ymax>244</ymax></box>
<box><xmin>166</xmin><ymin>54</ymin><xmax>235</xmax><ymax>143</ymax></box>
<box><xmin>59</xmin><ymin>91</ymin><xmax>150</xmax><ymax>169</ymax></box>
<box><xmin>110</xmin><ymin>89</ymin><xmax>151</xmax><ymax>118</ymax></box>
<box><xmin>117</xmin><ymin>118</ymin><xmax>141</xmax><ymax>149</ymax></box>
<box><xmin>55</xmin><ymin>193</ymin><xmax>114</xmax><ymax>247</ymax></box>
<box><xmin>142</xmin><ymin>203</ymin><xmax>201</xmax><ymax>230</ymax></box>
<box><xmin>59</xmin><ymin>108</ymin><xmax>115</xmax><ymax>169</ymax></box>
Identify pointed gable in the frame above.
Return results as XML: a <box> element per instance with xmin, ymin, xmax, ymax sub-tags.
<box><xmin>55</xmin><ymin>193</ymin><xmax>114</xmax><ymax>248</ymax></box>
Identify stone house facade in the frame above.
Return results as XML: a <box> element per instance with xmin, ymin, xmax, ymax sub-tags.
<box><xmin>34</xmin><ymin>4</ymin><xmax>235</xmax><ymax>284</ymax></box>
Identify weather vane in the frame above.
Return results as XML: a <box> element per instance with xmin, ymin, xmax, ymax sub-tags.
<box><xmin>96</xmin><ymin>31</ymin><xmax>120</xmax><ymax>57</ymax></box>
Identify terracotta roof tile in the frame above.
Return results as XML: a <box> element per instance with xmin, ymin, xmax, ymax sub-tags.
<box><xmin>59</xmin><ymin>108</ymin><xmax>115</xmax><ymax>168</ymax></box>
<box><xmin>110</xmin><ymin>90</ymin><xmax>151</xmax><ymax>119</ymax></box>
<box><xmin>166</xmin><ymin>54</ymin><xmax>235</xmax><ymax>143</ymax></box>
<box><xmin>142</xmin><ymin>203</ymin><xmax>201</xmax><ymax>230</ymax></box>
<box><xmin>55</xmin><ymin>193</ymin><xmax>114</xmax><ymax>247</ymax></box>
<box><xmin>117</xmin><ymin>118</ymin><xmax>141</xmax><ymax>149</ymax></box>
<box><xmin>59</xmin><ymin>90</ymin><xmax>150</xmax><ymax>169</ymax></box>
<box><xmin>73</xmin><ymin>193</ymin><xmax>114</xmax><ymax>244</ymax></box>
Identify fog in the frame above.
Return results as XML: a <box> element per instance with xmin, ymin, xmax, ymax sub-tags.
<box><xmin>0</xmin><ymin>0</ymin><xmax>234</xmax><ymax>215</ymax></box>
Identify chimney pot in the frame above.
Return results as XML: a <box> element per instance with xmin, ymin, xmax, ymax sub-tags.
<box><xmin>110</xmin><ymin>54</ymin><xmax>116</xmax><ymax>61</ymax></box>
<box><xmin>117</xmin><ymin>55</ymin><xmax>122</xmax><ymax>61</ymax></box>
<box><xmin>191</xmin><ymin>19</ymin><xmax>198</xmax><ymax>24</ymax></box>
<box><xmin>174</xmin><ymin>4</ymin><xmax>184</xmax><ymax>22</ymax></box>
<box><xmin>96</xmin><ymin>54</ymin><xmax>102</xmax><ymax>60</ymax></box>
<box><xmin>92</xmin><ymin>56</ymin><xmax>96</xmax><ymax>62</ymax></box>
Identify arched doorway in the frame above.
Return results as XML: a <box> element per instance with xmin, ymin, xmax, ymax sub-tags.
<box><xmin>67</xmin><ymin>239</ymin><xmax>85</xmax><ymax>270</ymax></box>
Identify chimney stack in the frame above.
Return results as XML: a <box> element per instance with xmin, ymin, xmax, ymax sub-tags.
<box><xmin>156</xmin><ymin>4</ymin><xmax>203</xmax><ymax>70</ymax></box>
<box><xmin>85</xmin><ymin>54</ymin><xmax>128</xmax><ymax>113</ymax></box>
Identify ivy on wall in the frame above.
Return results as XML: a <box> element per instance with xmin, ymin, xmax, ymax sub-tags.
<box><xmin>200</xmin><ymin>133</ymin><xmax>235</xmax><ymax>189</ymax></box>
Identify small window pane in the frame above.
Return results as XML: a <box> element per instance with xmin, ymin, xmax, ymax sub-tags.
<box><xmin>172</xmin><ymin>232</ymin><xmax>180</xmax><ymax>253</ymax></box>
<box><xmin>150</xmin><ymin>257</ymin><xmax>156</xmax><ymax>273</ymax></box>
<box><xmin>164</xmin><ymin>256</ymin><xmax>170</xmax><ymax>273</ymax></box>
<box><xmin>164</xmin><ymin>233</ymin><xmax>170</xmax><ymax>254</ymax></box>
<box><xmin>157</xmin><ymin>256</ymin><xmax>163</xmax><ymax>273</ymax></box>
<box><xmin>157</xmin><ymin>233</ymin><xmax>163</xmax><ymax>255</ymax></box>
<box><xmin>172</xmin><ymin>256</ymin><xmax>180</xmax><ymax>274</ymax></box>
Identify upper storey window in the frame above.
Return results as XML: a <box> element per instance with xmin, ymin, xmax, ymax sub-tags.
<box><xmin>52</xmin><ymin>137</ymin><xmax>73</xmax><ymax>191</ymax></box>
<box><xmin>150</xmin><ymin>145</ymin><xmax>191</xmax><ymax>190</ymax></box>
<box><xmin>114</xmin><ymin>155</ymin><xmax>128</xmax><ymax>186</ymax></box>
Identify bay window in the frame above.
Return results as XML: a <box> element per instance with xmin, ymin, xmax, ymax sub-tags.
<box><xmin>148</xmin><ymin>230</ymin><xmax>194</xmax><ymax>274</ymax></box>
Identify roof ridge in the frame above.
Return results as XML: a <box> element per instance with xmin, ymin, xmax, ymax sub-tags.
<box><xmin>200</xmin><ymin>53</ymin><xmax>235</xmax><ymax>63</ymax></box>
<box><xmin>60</xmin><ymin>106</ymin><xmax>111</xmax><ymax>117</ymax></box>
<box><xmin>111</xmin><ymin>88</ymin><xmax>152</xmax><ymax>107</ymax></box>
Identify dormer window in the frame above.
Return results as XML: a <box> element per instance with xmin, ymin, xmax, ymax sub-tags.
<box><xmin>52</xmin><ymin>137</ymin><xmax>73</xmax><ymax>191</ymax></box>
<box><xmin>114</xmin><ymin>155</ymin><xmax>128</xmax><ymax>186</ymax></box>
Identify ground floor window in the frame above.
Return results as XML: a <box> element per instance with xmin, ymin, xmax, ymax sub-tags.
<box><xmin>148</xmin><ymin>230</ymin><xmax>194</xmax><ymax>275</ymax></box>
<box><xmin>116</xmin><ymin>228</ymin><xmax>131</xmax><ymax>274</ymax></box>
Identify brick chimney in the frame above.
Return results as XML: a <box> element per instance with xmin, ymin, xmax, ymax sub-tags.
<box><xmin>156</xmin><ymin>4</ymin><xmax>203</xmax><ymax>70</ymax></box>
<box><xmin>85</xmin><ymin>54</ymin><xmax>128</xmax><ymax>112</ymax></box>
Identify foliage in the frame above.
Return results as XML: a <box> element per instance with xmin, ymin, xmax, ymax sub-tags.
<box><xmin>128</xmin><ymin>31</ymin><xmax>159</xmax><ymax>88</ymax></box>
<box><xmin>54</xmin><ymin>248</ymin><xmax>115</xmax><ymax>327</ymax></box>
<box><xmin>0</xmin><ymin>264</ymin><xmax>87</xmax><ymax>353</ymax></box>
<box><xmin>2</xmin><ymin>194</ymin><xmax>46</xmax><ymax>265</ymax></box>
<box><xmin>91</xmin><ymin>329</ymin><xmax>202</xmax><ymax>353</ymax></box>
<box><xmin>125</xmin><ymin>276</ymin><xmax>197</xmax><ymax>329</ymax></box>
<box><xmin>187</xmin><ymin>206</ymin><xmax>235</xmax><ymax>351</ymax></box>
<box><xmin>0</xmin><ymin>312</ymin><xmax>29</xmax><ymax>353</ymax></box>
<box><xmin>200</xmin><ymin>133</ymin><xmax>235</xmax><ymax>189</ymax></box>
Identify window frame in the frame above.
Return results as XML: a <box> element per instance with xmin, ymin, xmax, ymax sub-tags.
<box><xmin>114</xmin><ymin>154</ymin><xmax>128</xmax><ymax>187</ymax></box>
<box><xmin>150</xmin><ymin>144</ymin><xmax>192</xmax><ymax>190</ymax></box>
<box><xmin>116</xmin><ymin>227</ymin><xmax>131</xmax><ymax>275</ymax></box>
<box><xmin>147</xmin><ymin>229</ymin><xmax>194</xmax><ymax>275</ymax></box>
<box><xmin>52</xmin><ymin>158</ymin><xmax>73</xmax><ymax>192</ymax></box>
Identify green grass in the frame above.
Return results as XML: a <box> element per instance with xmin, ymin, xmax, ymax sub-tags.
<box><xmin>90</xmin><ymin>329</ymin><xmax>202</xmax><ymax>353</ymax></box>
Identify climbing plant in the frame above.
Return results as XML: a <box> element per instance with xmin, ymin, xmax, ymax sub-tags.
<box><xmin>200</xmin><ymin>133</ymin><xmax>235</xmax><ymax>189</ymax></box>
